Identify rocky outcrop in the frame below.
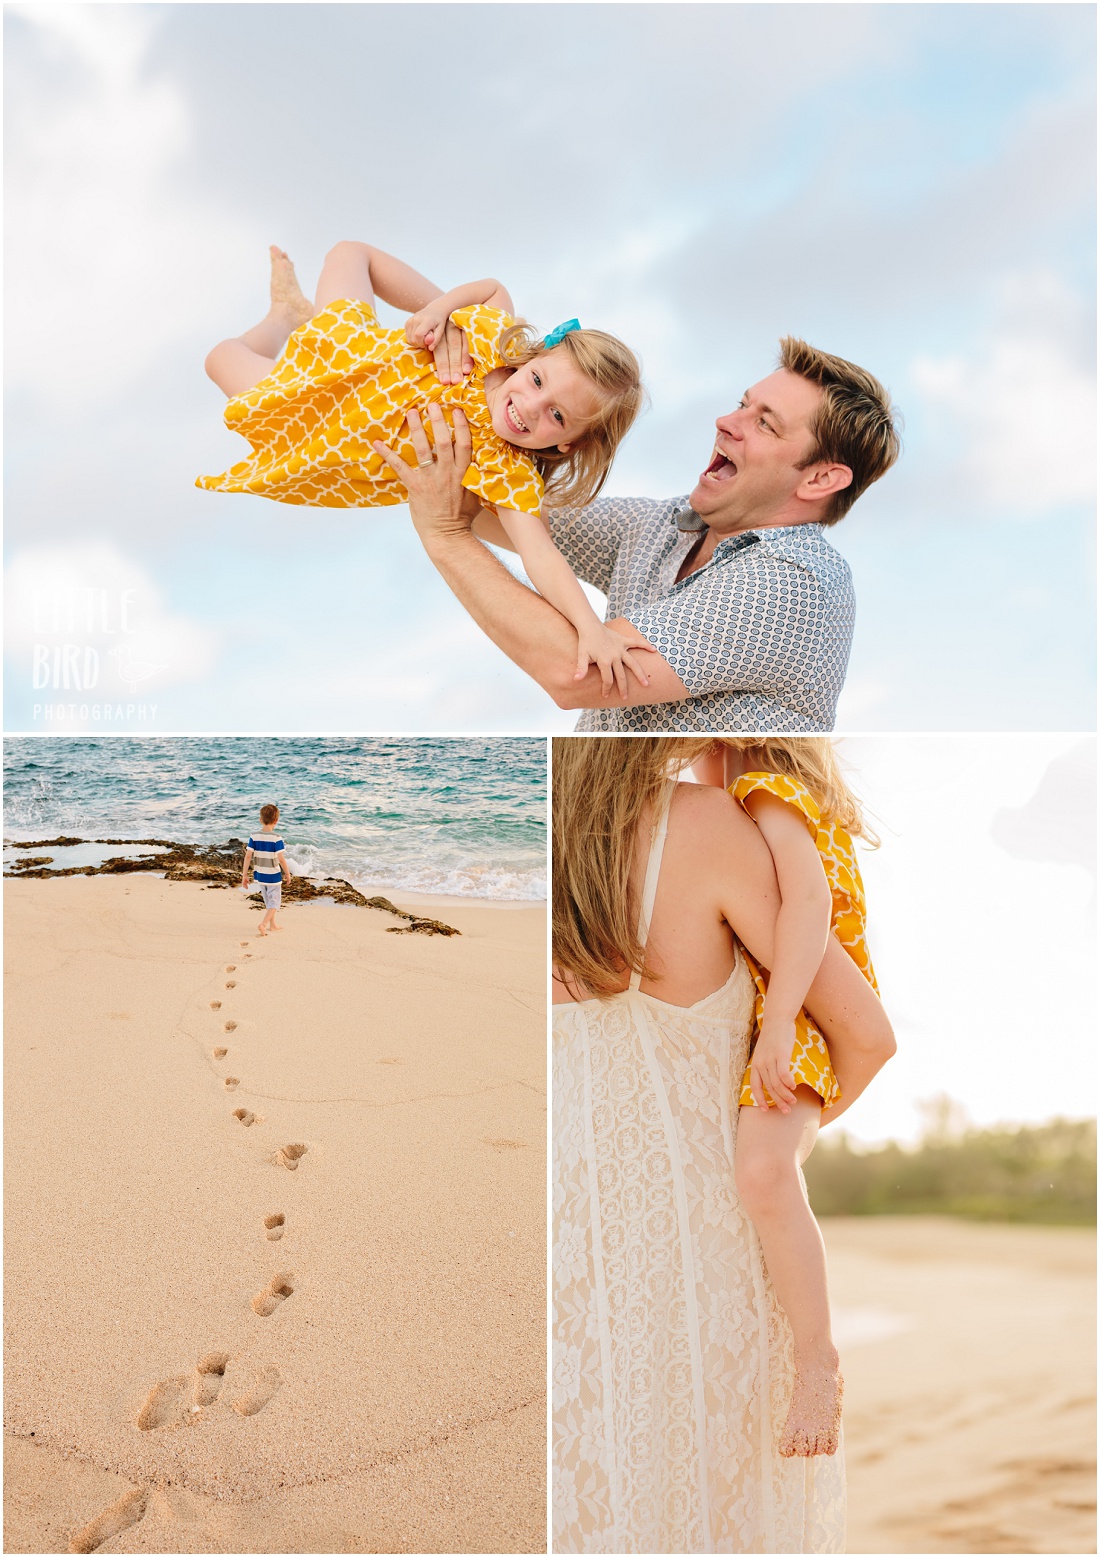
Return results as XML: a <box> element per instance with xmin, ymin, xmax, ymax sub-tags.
<box><xmin>4</xmin><ymin>839</ymin><xmax>460</xmax><ymax>935</ymax></box>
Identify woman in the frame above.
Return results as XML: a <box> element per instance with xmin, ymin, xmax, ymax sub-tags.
<box><xmin>552</xmin><ymin>738</ymin><xmax>895</xmax><ymax>1554</ymax></box>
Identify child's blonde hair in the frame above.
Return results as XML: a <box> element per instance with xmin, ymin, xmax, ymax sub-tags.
<box><xmin>498</xmin><ymin>321</ymin><xmax>645</xmax><ymax>508</ymax></box>
<box><xmin>714</xmin><ymin>737</ymin><xmax>878</xmax><ymax>845</ymax></box>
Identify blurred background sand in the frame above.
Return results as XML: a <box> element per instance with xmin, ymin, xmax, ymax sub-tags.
<box><xmin>824</xmin><ymin>1216</ymin><xmax>1095</xmax><ymax>1555</ymax></box>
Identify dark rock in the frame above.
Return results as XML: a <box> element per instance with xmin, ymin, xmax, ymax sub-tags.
<box><xmin>4</xmin><ymin>838</ymin><xmax>460</xmax><ymax>934</ymax></box>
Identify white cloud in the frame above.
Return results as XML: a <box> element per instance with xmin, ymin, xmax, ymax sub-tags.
<box><xmin>5</xmin><ymin>542</ymin><xmax>218</xmax><ymax>729</ymax></box>
<box><xmin>6</xmin><ymin>4</ymin><xmax>261</xmax><ymax>409</ymax></box>
<box><xmin>911</xmin><ymin>270</ymin><xmax>1096</xmax><ymax>514</ymax></box>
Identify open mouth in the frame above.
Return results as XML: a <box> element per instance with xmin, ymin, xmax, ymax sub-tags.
<box><xmin>505</xmin><ymin>399</ymin><xmax>530</xmax><ymax>436</ymax></box>
<box><xmin>704</xmin><ymin>451</ymin><xmax>737</xmax><ymax>481</ymax></box>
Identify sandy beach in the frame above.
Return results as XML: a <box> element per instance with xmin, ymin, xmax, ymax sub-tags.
<box><xmin>824</xmin><ymin>1215</ymin><xmax>1096</xmax><ymax>1555</ymax></box>
<box><xmin>4</xmin><ymin>873</ymin><xmax>546</xmax><ymax>1554</ymax></box>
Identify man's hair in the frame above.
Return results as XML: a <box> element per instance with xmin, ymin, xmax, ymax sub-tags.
<box><xmin>780</xmin><ymin>337</ymin><xmax>901</xmax><ymax>524</ymax></box>
<box><xmin>259</xmin><ymin>803</ymin><xmax>279</xmax><ymax>825</ymax></box>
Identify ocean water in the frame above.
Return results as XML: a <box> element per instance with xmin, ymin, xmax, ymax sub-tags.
<box><xmin>3</xmin><ymin>737</ymin><xmax>546</xmax><ymax>902</ymax></box>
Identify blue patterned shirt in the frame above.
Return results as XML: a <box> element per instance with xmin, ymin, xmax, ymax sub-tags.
<box><xmin>549</xmin><ymin>495</ymin><xmax>854</xmax><ymax>732</ymax></box>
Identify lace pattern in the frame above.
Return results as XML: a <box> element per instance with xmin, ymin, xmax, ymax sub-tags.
<box><xmin>552</xmin><ymin>964</ymin><xmax>846</xmax><ymax>1553</ymax></box>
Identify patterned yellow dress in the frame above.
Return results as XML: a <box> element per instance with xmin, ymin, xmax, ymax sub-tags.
<box><xmin>196</xmin><ymin>302</ymin><xmax>545</xmax><ymax>514</ymax></box>
<box><xmin>732</xmin><ymin>771</ymin><xmax>878</xmax><ymax>1109</ymax></box>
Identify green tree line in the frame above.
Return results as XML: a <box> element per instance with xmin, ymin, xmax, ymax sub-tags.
<box><xmin>805</xmin><ymin>1103</ymin><xmax>1096</xmax><ymax>1224</ymax></box>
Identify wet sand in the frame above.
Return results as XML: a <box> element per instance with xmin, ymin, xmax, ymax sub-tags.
<box><xmin>824</xmin><ymin>1216</ymin><xmax>1096</xmax><ymax>1555</ymax></box>
<box><xmin>4</xmin><ymin>873</ymin><xmax>546</xmax><ymax>1553</ymax></box>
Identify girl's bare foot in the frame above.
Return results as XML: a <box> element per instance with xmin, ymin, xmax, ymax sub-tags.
<box><xmin>780</xmin><ymin>1364</ymin><xmax>843</xmax><ymax>1457</ymax></box>
<box><xmin>269</xmin><ymin>245</ymin><xmax>313</xmax><ymax>330</ymax></box>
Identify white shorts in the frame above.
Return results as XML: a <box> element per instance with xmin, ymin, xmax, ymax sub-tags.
<box><xmin>258</xmin><ymin>881</ymin><xmax>282</xmax><ymax>910</ymax></box>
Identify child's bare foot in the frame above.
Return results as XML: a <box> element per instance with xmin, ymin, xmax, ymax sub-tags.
<box><xmin>780</xmin><ymin>1363</ymin><xmax>843</xmax><ymax>1457</ymax></box>
<box><xmin>269</xmin><ymin>245</ymin><xmax>313</xmax><ymax>329</ymax></box>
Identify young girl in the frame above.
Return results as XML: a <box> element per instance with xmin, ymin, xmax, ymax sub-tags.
<box><xmin>694</xmin><ymin>735</ymin><xmax>883</xmax><ymax>1459</ymax></box>
<box><xmin>198</xmin><ymin>241</ymin><xmax>652</xmax><ymax>696</ymax></box>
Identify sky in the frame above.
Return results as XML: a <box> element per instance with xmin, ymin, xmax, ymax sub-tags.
<box><xmin>817</xmin><ymin>733</ymin><xmax>1095</xmax><ymax>1145</ymax></box>
<box><xmin>4</xmin><ymin>3</ymin><xmax>1096</xmax><ymax>732</ymax></box>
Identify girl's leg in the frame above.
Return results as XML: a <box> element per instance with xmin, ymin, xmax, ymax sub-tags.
<box><xmin>313</xmin><ymin>240</ymin><xmax>443</xmax><ymax>314</ymax></box>
<box><xmin>205</xmin><ymin>247</ymin><xmax>314</xmax><ymax>397</ymax></box>
<box><xmin>735</xmin><ymin>1086</ymin><xmax>842</xmax><ymax>1456</ymax></box>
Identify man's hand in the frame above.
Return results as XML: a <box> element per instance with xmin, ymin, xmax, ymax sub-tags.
<box><xmin>373</xmin><ymin>403</ymin><xmax>478</xmax><ymax>540</ymax></box>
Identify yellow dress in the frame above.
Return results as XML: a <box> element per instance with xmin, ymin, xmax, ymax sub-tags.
<box><xmin>731</xmin><ymin>771</ymin><xmax>878</xmax><ymax>1109</ymax></box>
<box><xmin>196</xmin><ymin>302</ymin><xmax>545</xmax><ymax>515</ymax></box>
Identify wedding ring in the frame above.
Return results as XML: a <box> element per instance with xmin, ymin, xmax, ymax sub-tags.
<box><xmin>417</xmin><ymin>456</ymin><xmax>434</xmax><ymax>468</ymax></box>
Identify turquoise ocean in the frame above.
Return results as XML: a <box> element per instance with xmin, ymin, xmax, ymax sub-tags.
<box><xmin>2</xmin><ymin>737</ymin><xmax>546</xmax><ymax>901</ymax></box>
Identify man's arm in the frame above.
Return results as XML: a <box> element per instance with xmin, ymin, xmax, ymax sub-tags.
<box><xmin>374</xmin><ymin>406</ymin><xmax>691</xmax><ymax>710</ymax></box>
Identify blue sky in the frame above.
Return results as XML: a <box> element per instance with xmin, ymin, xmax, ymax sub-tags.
<box><xmin>4</xmin><ymin>3</ymin><xmax>1095</xmax><ymax>732</ymax></box>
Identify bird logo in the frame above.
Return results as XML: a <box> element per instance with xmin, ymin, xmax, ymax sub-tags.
<box><xmin>108</xmin><ymin>644</ymin><xmax>167</xmax><ymax>695</ymax></box>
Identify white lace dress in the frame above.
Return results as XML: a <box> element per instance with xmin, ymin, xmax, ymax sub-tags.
<box><xmin>552</xmin><ymin>788</ymin><xmax>846</xmax><ymax>1554</ymax></box>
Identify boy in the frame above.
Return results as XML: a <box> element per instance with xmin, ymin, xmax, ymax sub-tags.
<box><xmin>242</xmin><ymin>804</ymin><xmax>292</xmax><ymax>936</ymax></box>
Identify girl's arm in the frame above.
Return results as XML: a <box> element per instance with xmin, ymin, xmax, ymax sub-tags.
<box><xmin>742</xmin><ymin>790</ymin><xmax>834</xmax><ymax>1114</ymax></box>
<box><xmin>495</xmin><ymin>507</ymin><xmax>657</xmax><ymax>696</ymax></box>
<box><xmin>406</xmin><ymin>279</ymin><xmax>515</xmax><ymax>353</ymax></box>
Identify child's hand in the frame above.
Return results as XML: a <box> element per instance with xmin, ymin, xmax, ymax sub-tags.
<box><xmin>749</xmin><ymin>1019</ymin><xmax>799</xmax><ymax>1113</ymax></box>
<box><xmin>575</xmin><ymin>624</ymin><xmax>660</xmax><ymax>698</ymax></box>
<box><xmin>405</xmin><ymin>304</ymin><xmax>450</xmax><ymax>354</ymax></box>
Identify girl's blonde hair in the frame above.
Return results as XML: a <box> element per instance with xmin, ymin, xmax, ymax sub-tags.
<box><xmin>552</xmin><ymin>736</ymin><xmax>714</xmax><ymax>999</ymax></box>
<box><xmin>498</xmin><ymin>321</ymin><xmax>645</xmax><ymax>508</ymax></box>
<box><xmin>714</xmin><ymin>737</ymin><xmax>877</xmax><ymax>844</ymax></box>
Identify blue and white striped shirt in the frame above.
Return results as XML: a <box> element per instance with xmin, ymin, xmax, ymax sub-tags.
<box><xmin>247</xmin><ymin>834</ymin><xmax>285</xmax><ymax>883</ymax></box>
<box><xmin>549</xmin><ymin>495</ymin><xmax>855</xmax><ymax>732</ymax></box>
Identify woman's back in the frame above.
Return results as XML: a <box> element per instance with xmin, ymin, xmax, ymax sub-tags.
<box><xmin>552</xmin><ymin>780</ymin><xmax>780</xmax><ymax>1008</ymax></box>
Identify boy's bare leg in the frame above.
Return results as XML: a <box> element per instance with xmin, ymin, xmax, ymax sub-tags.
<box><xmin>204</xmin><ymin>246</ymin><xmax>314</xmax><ymax>397</ymax></box>
<box><xmin>736</xmin><ymin>1087</ymin><xmax>842</xmax><ymax>1456</ymax></box>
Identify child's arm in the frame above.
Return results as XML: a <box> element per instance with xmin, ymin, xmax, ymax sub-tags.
<box><xmin>496</xmin><ymin>506</ymin><xmax>658</xmax><ymax>697</ymax></box>
<box><xmin>278</xmin><ymin>849</ymin><xmax>292</xmax><ymax>883</ymax></box>
<box><xmin>241</xmin><ymin>846</ymin><xmax>254</xmax><ymax>889</ymax></box>
<box><xmin>743</xmin><ymin>789</ymin><xmax>833</xmax><ymax>1114</ymax></box>
<box><xmin>405</xmin><ymin>280</ymin><xmax>515</xmax><ymax>354</ymax></box>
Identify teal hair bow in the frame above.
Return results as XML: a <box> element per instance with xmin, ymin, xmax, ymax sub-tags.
<box><xmin>542</xmin><ymin>318</ymin><xmax>581</xmax><ymax>349</ymax></box>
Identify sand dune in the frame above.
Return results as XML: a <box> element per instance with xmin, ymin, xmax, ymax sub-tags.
<box><xmin>4</xmin><ymin>874</ymin><xmax>546</xmax><ymax>1554</ymax></box>
<box><xmin>824</xmin><ymin>1216</ymin><xmax>1096</xmax><ymax>1555</ymax></box>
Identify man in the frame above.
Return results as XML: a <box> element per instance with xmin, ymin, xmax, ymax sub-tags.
<box><xmin>377</xmin><ymin>337</ymin><xmax>900</xmax><ymax>731</ymax></box>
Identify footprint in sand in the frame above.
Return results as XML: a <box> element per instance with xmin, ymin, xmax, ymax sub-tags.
<box><xmin>226</xmin><ymin>965</ymin><xmax>236</xmax><ymax>972</ymax></box>
<box><xmin>233</xmin><ymin>1108</ymin><xmax>258</xmax><ymax>1127</ymax></box>
<box><xmin>232</xmin><ymin>1364</ymin><xmax>282</xmax><ymax>1417</ymax></box>
<box><xmin>213</xmin><ymin>1047</ymin><xmax>228</xmax><ymax>1059</ymax></box>
<box><xmin>136</xmin><ymin>1352</ymin><xmax>229</xmax><ymax>1430</ymax></box>
<box><xmin>224</xmin><ymin>1077</ymin><xmax>240</xmax><ymax>1090</ymax></box>
<box><xmin>209</xmin><ymin>1001</ymin><xmax>221</xmax><ymax>1011</ymax></box>
<box><xmin>251</xmin><ymin>1273</ymin><xmax>294</xmax><ymax>1317</ymax></box>
<box><xmin>69</xmin><ymin>1487</ymin><xmax>148</xmax><ymax>1553</ymax></box>
<box><xmin>275</xmin><ymin>1143</ymin><xmax>307</xmax><ymax>1170</ymax></box>
<box><xmin>239</xmin><ymin>942</ymin><xmax>249</xmax><ymax>948</ymax></box>
<box><xmin>225</xmin><ymin>980</ymin><xmax>237</xmax><ymax>989</ymax></box>
<box><xmin>223</xmin><ymin>1020</ymin><xmax>237</xmax><ymax>1031</ymax></box>
<box><xmin>264</xmin><ymin>1213</ymin><xmax>286</xmax><ymax>1240</ymax></box>
<box><xmin>484</xmin><ymin>1138</ymin><xmax>527</xmax><ymax>1150</ymax></box>
<box><xmin>379</xmin><ymin>1057</ymin><xmax>402</xmax><ymax>1065</ymax></box>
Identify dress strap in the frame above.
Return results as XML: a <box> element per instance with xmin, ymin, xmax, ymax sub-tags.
<box><xmin>629</xmin><ymin>780</ymin><xmax>675</xmax><ymax>991</ymax></box>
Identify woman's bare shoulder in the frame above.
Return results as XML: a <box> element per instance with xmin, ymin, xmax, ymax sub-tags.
<box><xmin>671</xmin><ymin>782</ymin><xmax>764</xmax><ymax>862</ymax></box>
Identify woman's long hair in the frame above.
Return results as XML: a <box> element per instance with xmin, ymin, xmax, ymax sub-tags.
<box><xmin>552</xmin><ymin>736</ymin><xmax>713</xmax><ymax>999</ymax></box>
<box><xmin>714</xmin><ymin>737</ymin><xmax>878</xmax><ymax>844</ymax></box>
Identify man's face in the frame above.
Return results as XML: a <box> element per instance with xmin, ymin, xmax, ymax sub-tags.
<box><xmin>688</xmin><ymin>369</ymin><xmax>825</xmax><ymax>531</ymax></box>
